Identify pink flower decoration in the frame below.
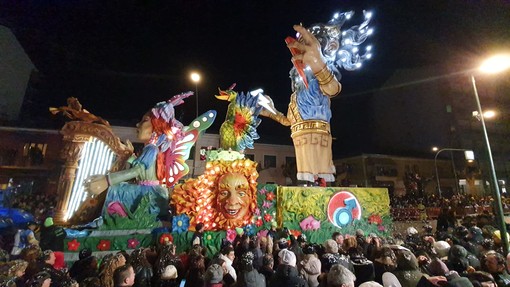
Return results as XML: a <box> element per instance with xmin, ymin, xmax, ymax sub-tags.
<box><xmin>262</xmin><ymin>201</ymin><xmax>272</xmax><ymax>209</ymax></box>
<box><xmin>299</xmin><ymin>215</ymin><xmax>321</xmax><ymax>231</ymax></box>
<box><xmin>257</xmin><ymin>229</ymin><xmax>269</xmax><ymax>238</ymax></box>
<box><xmin>127</xmin><ymin>238</ymin><xmax>140</xmax><ymax>249</ymax></box>
<box><xmin>259</xmin><ymin>188</ymin><xmax>267</xmax><ymax>195</ymax></box>
<box><xmin>254</xmin><ymin>208</ymin><xmax>261</xmax><ymax>216</ymax></box>
<box><xmin>226</xmin><ymin>229</ymin><xmax>236</xmax><ymax>242</ymax></box>
<box><xmin>378</xmin><ymin>225</ymin><xmax>386</xmax><ymax>231</ymax></box>
<box><xmin>107</xmin><ymin>201</ymin><xmax>128</xmax><ymax>217</ymax></box>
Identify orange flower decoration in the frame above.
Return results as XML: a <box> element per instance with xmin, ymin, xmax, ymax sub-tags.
<box><xmin>265</xmin><ymin>192</ymin><xmax>275</xmax><ymax>201</ymax></box>
<box><xmin>159</xmin><ymin>233</ymin><xmax>174</xmax><ymax>245</ymax></box>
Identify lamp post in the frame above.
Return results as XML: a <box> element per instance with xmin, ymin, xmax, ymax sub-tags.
<box><xmin>471</xmin><ymin>54</ymin><xmax>510</xmax><ymax>255</ymax></box>
<box><xmin>190</xmin><ymin>72</ymin><xmax>201</xmax><ymax>118</ymax></box>
<box><xmin>189</xmin><ymin>72</ymin><xmax>201</xmax><ymax>178</ymax></box>
<box><xmin>434</xmin><ymin>148</ymin><xmax>474</xmax><ymax>197</ymax></box>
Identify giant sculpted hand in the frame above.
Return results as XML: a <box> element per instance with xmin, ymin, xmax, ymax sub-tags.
<box><xmin>287</xmin><ymin>25</ymin><xmax>327</xmax><ymax>73</ymax></box>
<box><xmin>287</xmin><ymin>25</ymin><xmax>341</xmax><ymax>97</ymax></box>
<box><xmin>84</xmin><ymin>175</ymin><xmax>109</xmax><ymax>195</ymax></box>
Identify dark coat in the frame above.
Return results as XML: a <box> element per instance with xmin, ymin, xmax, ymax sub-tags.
<box><xmin>269</xmin><ymin>264</ymin><xmax>306</xmax><ymax>287</ymax></box>
<box><xmin>40</xmin><ymin>225</ymin><xmax>67</xmax><ymax>251</ymax></box>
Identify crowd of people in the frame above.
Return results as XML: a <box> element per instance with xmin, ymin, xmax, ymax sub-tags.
<box><xmin>1</xmin><ymin>211</ymin><xmax>510</xmax><ymax>287</ymax></box>
<box><xmin>390</xmin><ymin>194</ymin><xmax>510</xmax><ymax>210</ymax></box>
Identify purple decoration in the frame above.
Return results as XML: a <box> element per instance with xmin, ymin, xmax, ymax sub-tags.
<box><xmin>107</xmin><ymin>201</ymin><xmax>128</xmax><ymax>217</ymax></box>
<box><xmin>299</xmin><ymin>215</ymin><xmax>321</xmax><ymax>231</ymax></box>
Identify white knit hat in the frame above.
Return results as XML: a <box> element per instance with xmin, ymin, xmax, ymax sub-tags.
<box><xmin>161</xmin><ymin>265</ymin><xmax>178</xmax><ymax>280</ymax></box>
<box><xmin>278</xmin><ymin>249</ymin><xmax>296</xmax><ymax>267</ymax></box>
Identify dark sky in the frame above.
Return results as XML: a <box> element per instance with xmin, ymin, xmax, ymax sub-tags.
<box><xmin>2</xmin><ymin>0</ymin><xmax>510</xmax><ymax>156</ymax></box>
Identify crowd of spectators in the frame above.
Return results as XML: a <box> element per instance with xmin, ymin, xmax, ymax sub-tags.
<box><xmin>390</xmin><ymin>194</ymin><xmax>510</xmax><ymax>210</ymax></box>
<box><xmin>2</xmin><ymin>211</ymin><xmax>510</xmax><ymax>287</ymax></box>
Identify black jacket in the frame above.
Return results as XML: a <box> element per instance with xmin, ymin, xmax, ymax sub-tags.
<box><xmin>40</xmin><ymin>225</ymin><xmax>67</xmax><ymax>251</ymax></box>
<box><xmin>269</xmin><ymin>264</ymin><xmax>306</xmax><ymax>287</ymax></box>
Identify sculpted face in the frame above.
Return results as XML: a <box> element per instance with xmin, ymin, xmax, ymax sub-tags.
<box><xmin>136</xmin><ymin>113</ymin><xmax>153</xmax><ymax>142</ymax></box>
<box><xmin>217</xmin><ymin>173</ymin><xmax>251</xmax><ymax>220</ymax></box>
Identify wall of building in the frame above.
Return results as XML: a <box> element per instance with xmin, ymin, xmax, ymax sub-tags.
<box><xmin>0</xmin><ymin>26</ymin><xmax>35</xmax><ymax>122</ymax></box>
<box><xmin>334</xmin><ymin>154</ymin><xmax>482</xmax><ymax>197</ymax></box>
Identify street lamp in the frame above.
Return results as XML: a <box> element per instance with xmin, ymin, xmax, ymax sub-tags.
<box><xmin>471</xmin><ymin>54</ymin><xmax>510</xmax><ymax>255</ymax></box>
<box><xmin>190</xmin><ymin>72</ymin><xmax>201</xmax><ymax>118</ymax></box>
<box><xmin>434</xmin><ymin>148</ymin><xmax>474</xmax><ymax>197</ymax></box>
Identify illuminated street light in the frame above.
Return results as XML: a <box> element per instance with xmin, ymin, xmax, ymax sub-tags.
<box><xmin>190</xmin><ymin>72</ymin><xmax>201</xmax><ymax>118</ymax></box>
<box><xmin>472</xmin><ymin>110</ymin><xmax>497</xmax><ymax>120</ymax></box>
<box><xmin>471</xmin><ymin>53</ymin><xmax>510</xmax><ymax>255</ymax></box>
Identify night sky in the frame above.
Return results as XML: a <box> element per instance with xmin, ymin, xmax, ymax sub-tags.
<box><xmin>2</xmin><ymin>0</ymin><xmax>509</xmax><ymax>157</ymax></box>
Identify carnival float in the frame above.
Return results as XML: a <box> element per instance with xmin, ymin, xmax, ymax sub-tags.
<box><xmin>49</xmin><ymin>11</ymin><xmax>390</xmax><ymax>260</ymax></box>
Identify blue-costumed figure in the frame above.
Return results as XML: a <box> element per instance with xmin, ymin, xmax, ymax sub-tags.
<box><xmin>260</xmin><ymin>11</ymin><xmax>374</xmax><ymax>183</ymax></box>
<box><xmin>84</xmin><ymin>92</ymin><xmax>216</xmax><ymax>224</ymax></box>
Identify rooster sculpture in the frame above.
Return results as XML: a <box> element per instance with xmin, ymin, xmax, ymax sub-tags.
<box><xmin>215</xmin><ymin>83</ymin><xmax>262</xmax><ymax>151</ymax></box>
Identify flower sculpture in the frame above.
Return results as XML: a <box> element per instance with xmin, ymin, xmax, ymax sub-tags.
<box><xmin>290</xmin><ymin>229</ymin><xmax>302</xmax><ymax>238</ymax></box>
<box><xmin>226</xmin><ymin>229</ymin><xmax>237</xmax><ymax>242</ymax></box>
<box><xmin>257</xmin><ymin>229</ymin><xmax>269</xmax><ymax>238</ymax></box>
<box><xmin>172</xmin><ymin>214</ymin><xmax>190</xmax><ymax>234</ymax></box>
<box><xmin>265</xmin><ymin>192</ymin><xmax>275</xmax><ymax>201</ymax></box>
<box><xmin>244</xmin><ymin>224</ymin><xmax>255</xmax><ymax>236</ymax></box>
<box><xmin>159</xmin><ymin>233</ymin><xmax>173</xmax><ymax>245</ymax></box>
<box><xmin>262</xmin><ymin>201</ymin><xmax>272</xmax><ymax>209</ymax></box>
<box><xmin>299</xmin><ymin>215</ymin><xmax>321</xmax><ymax>231</ymax></box>
<box><xmin>203</xmin><ymin>232</ymin><xmax>214</xmax><ymax>246</ymax></box>
<box><xmin>97</xmin><ymin>239</ymin><xmax>111</xmax><ymax>251</ymax></box>
<box><xmin>127</xmin><ymin>238</ymin><xmax>140</xmax><ymax>249</ymax></box>
<box><xmin>67</xmin><ymin>239</ymin><xmax>80</xmax><ymax>251</ymax></box>
<box><xmin>107</xmin><ymin>202</ymin><xmax>128</xmax><ymax>217</ymax></box>
<box><xmin>264</xmin><ymin>213</ymin><xmax>272</xmax><ymax>222</ymax></box>
<box><xmin>255</xmin><ymin>218</ymin><xmax>263</xmax><ymax>227</ymax></box>
<box><xmin>368</xmin><ymin>214</ymin><xmax>383</xmax><ymax>225</ymax></box>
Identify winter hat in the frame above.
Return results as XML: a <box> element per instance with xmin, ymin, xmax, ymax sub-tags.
<box><xmin>43</xmin><ymin>217</ymin><xmax>54</xmax><ymax>227</ymax></box>
<box><xmin>53</xmin><ymin>251</ymin><xmax>66</xmax><ymax>270</ymax></box>
<box><xmin>79</xmin><ymin>248</ymin><xmax>92</xmax><ymax>260</ymax></box>
<box><xmin>406</xmin><ymin>227</ymin><xmax>418</xmax><ymax>236</ymax></box>
<box><xmin>240</xmin><ymin>251</ymin><xmax>254</xmax><ymax>268</ymax></box>
<box><xmin>161</xmin><ymin>265</ymin><xmax>178</xmax><ymax>280</ymax></box>
<box><xmin>445</xmin><ymin>270</ymin><xmax>474</xmax><ymax>287</ymax></box>
<box><xmin>277</xmin><ymin>238</ymin><xmax>288</xmax><ymax>249</ymax></box>
<box><xmin>382</xmin><ymin>272</ymin><xmax>402</xmax><ymax>287</ymax></box>
<box><xmin>303</xmin><ymin>245</ymin><xmax>316</xmax><ymax>255</ymax></box>
<box><xmin>359</xmin><ymin>282</ymin><xmax>383</xmax><ymax>287</ymax></box>
<box><xmin>278</xmin><ymin>249</ymin><xmax>296</xmax><ymax>267</ymax></box>
<box><xmin>205</xmin><ymin>264</ymin><xmax>224</xmax><ymax>284</ymax></box>
<box><xmin>324</xmin><ymin>239</ymin><xmax>339</xmax><ymax>254</ymax></box>
<box><xmin>433</xmin><ymin>240</ymin><xmax>451</xmax><ymax>259</ymax></box>
<box><xmin>428</xmin><ymin>257</ymin><xmax>449</xmax><ymax>276</ymax></box>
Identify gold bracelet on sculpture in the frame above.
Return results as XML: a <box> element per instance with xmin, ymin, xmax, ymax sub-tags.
<box><xmin>314</xmin><ymin>65</ymin><xmax>334</xmax><ymax>86</ymax></box>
